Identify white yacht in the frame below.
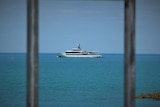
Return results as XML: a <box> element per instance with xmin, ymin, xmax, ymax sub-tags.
<box><xmin>57</xmin><ymin>44</ymin><xmax>102</xmax><ymax>58</ymax></box>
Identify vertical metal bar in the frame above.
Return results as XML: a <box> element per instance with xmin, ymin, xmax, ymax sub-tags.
<box><xmin>124</xmin><ymin>0</ymin><xmax>136</xmax><ymax>107</ymax></box>
<box><xmin>27</xmin><ymin>0</ymin><xmax>39</xmax><ymax>107</ymax></box>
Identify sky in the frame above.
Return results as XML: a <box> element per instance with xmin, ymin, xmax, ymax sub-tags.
<box><xmin>0</xmin><ymin>0</ymin><xmax>160</xmax><ymax>54</ymax></box>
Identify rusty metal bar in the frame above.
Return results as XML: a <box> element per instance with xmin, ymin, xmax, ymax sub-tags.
<box><xmin>124</xmin><ymin>0</ymin><xmax>136</xmax><ymax>107</ymax></box>
<box><xmin>27</xmin><ymin>0</ymin><xmax>39</xmax><ymax>107</ymax></box>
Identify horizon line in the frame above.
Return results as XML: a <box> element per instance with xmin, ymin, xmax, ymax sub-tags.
<box><xmin>0</xmin><ymin>52</ymin><xmax>160</xmax><ymax>55</ymax></box>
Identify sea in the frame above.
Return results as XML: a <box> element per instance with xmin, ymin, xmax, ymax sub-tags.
<box><xmin>0</xmin><ymin>53</ymin><xmax>160</xmax><ymax>107</ymax></box>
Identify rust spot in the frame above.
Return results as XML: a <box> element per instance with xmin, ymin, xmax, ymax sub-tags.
<box><xmin>130</xmin><ymin>33</ymin><xmax>135</xmax><ymax>66</ymax></box>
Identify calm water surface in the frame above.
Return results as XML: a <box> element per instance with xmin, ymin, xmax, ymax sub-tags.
<box><xmin>0</xmin><ymin>53</ymin><xmax>160</xmax><ymax>107</ymax></box>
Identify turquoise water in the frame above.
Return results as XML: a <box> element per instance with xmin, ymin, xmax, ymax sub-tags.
<box><xmin>0</xmin><ymin>53</ymin><xmax>160</xmax><ymax>107</ymax></box>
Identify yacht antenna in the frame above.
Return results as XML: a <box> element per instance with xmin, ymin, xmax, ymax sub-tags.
<box><xmin>78</xmin><ymin>43</ymin><xmax>81</xmax><ymax>49</ymax></box>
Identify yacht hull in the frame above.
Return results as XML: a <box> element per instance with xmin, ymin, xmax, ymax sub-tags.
<box><xmin>57</xmin><ymin>53</ymin><xmax>102</xmax><ymax>58</ymax></box>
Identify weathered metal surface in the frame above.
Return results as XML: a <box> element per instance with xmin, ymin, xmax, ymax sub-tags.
<box><xmin>124</xmin><ymin>0</ymin><xmax>136</xmax><ymax>107</ymax></box>
<box><xmin>27</xmin><ymin>0</ymin><xmax>39</xmax><ymax>107</ymax></box>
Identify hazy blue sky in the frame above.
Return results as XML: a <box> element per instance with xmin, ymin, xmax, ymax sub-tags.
<box><xmin>0</xmin><ymin>0</ymin><xmax>160</xmax><ymax>54</ymax></box>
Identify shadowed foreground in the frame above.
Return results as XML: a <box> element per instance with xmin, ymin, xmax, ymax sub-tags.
<box><xmin>136</xmin><ymin>91</ymin><xmax>160</xmax><ymax>100</ymax></box>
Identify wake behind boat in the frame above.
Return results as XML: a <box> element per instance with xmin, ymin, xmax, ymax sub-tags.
<box><xmin>57</xmin><ymin>44</ymin><xmax>102</xmax><ymax>58</ymax></box>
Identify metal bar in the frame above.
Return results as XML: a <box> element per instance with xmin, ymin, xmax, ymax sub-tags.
<box><xmin>27</xmin><ymin>0</ymin><xmax>39</xmax><ymax>107</ymax></box>
<box><xmin>124</xmin><ymin>0</ymin><xmax>136</xmax><ymax>107</ymax></box>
